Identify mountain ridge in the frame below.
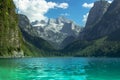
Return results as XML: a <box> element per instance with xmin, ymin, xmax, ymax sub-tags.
<box><xmin>30</xmin><ymin>16</ymin><xmax>82</xmax><ymax>49</ymax></box>
<box><xmin>62</xmin><ymin>0</ymin><xmax>120</xmax><ymax>57</ymax></box>
<box><xmin>1</xmin><ymin>0</ymin><xmax>120</xmax><ymax>57</ymax></box>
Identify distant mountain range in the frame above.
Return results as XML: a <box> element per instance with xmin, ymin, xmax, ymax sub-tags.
<box><xmin>26</xmin><ymin>16</ymin><xmax>82</xmax><ymax>49</ymax></box>
<box><xmin>63</xmin><ymin>0</ymin><xmax>120</xmax><ymax>57</ymax></box>
<box><xmin>0</xmin><ymin>0</ymin><xmax>120</xmax><ymax>57</ymax></box>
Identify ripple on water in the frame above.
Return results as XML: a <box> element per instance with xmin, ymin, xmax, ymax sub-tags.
<box><xmin>0</xmin><ymin>58</ymin><xmax>120</xmax><ymax>80</ymax></box>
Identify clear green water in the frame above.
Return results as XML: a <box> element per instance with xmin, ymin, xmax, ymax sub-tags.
<box><xmin>0</xmin><ymin>58</ymin><xmax>120</xmax><ymax>80</ymax></box>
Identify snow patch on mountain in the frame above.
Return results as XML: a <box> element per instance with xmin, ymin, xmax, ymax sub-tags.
<box><xmin>31</xmin><ymin>16</ymin><xmax>82</xmax><ymax>49</ymax></box>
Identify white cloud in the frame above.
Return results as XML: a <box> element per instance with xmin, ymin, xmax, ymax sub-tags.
<box><xmin>82</xmin><ymin>1</ymin><xmax>112</xmax><ymax>9</ymax></box>
<box><xmin>46</xmin><ymin>2</ymin><xmax>69</xmax><ymax>9</ymax></box>
<box><xmin>82</xmin><ymin>3</ymin><xmax>94</xmax><ymax>8</ymax></box>
<box><xmin>57</xmin><ymin>3</ymin><xmax>69</xmax><ymax>9</ymax></box>
<box><xmin>107</xmin><ymin>0</ymin><xmax>113</xmax><ymax>3</ymax></box>
<box><xmin>82</xmin><ymin>13</ymin><xmax>89</xmax><ymax>23</ymax></box>
<box><xmin>13</xmin><ymin>0</ymin><xmax>69</xmax><ymax>22</ymax></box>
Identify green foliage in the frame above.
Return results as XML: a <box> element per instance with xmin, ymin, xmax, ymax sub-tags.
<box><xmin>62</xmin><ymin>36</ymin><xmax>120</xmax><ymax>57</ymax></box>
<box><xmin>20</xmin><ymin>28</ymin><xmax>54</xmax><ymax>51</ymax></box>
<box><xmin>20</xmin><ymin>28</ymin><xmax>63</xmax><ymax>57</ymax></box>
<box><xmin>61</xmin><ymin>40</ymin><xmax>92</xmax><ymax>55</ymax></box>
<box><xmin>0</xmin><ymin>0</ymin><xmax>28</xmax><ymax>57</ymax></box>
<box><xmin>0</xmin><ymin>0</ymin><xmax>120</xmax><ymax>57</ymax></box>
<box><xmin>0</xmin><ymin>0</ymin><xmax>17</xmax><ymax>56</ymax></box>
<box><xmin>0</xmin><ymin>0</ymin><xmax>63</xmax><ymax>57</ymax></box>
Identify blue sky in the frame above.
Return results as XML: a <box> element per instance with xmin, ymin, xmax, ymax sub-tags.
<box><xmin>45</xmin><ymin>0</ymin><xmax>96</xmax><ymax>26</ymax></box>
<box><xmin>13</xmin><ymin>0</ymin><xmax>113</xmax><ymax>26</ymax></box>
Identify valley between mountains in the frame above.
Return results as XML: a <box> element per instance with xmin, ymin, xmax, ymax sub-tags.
<box><xmin>0</xmin><ymin>0</ymin><xmax>120</xmax><ymax>57</ymax></box>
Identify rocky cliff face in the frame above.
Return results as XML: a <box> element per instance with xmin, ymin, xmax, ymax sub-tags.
<box><xmin>92</xmin><ymin>0</ymin><xmax>120</xmax><ymax>38</ymax></box>
<box><xmin>18</xmin><ymin>14</ymin><xmax>35</xmax><ymax>36</ymax></box>
<box><xmin>79</xmin><ymin>0</ymin><xmax>110</xmax><ymax>40</ymax></box>
<box><xmin>0</xmin><ymin>0</ymin><xmax>24</xmax><ymax>57</ymax></box>
<box><xmin>85</xmin><ymin>0</ymin><xmax>110</xmax><ymax>29</ymax></box>
<box><xmin>19</xmin><ymin>14</ymin><xmax>54</xmax><ymax>51</ymax></box>
<box><xmin>82</xmin><ymin>0</ymin><xmax>120</xmax><ymax>40</ymax></box>
<box><xmin>31</xmin><ymin>17</ymin><xmax>82</xmax><ymax>49</ymax></box>
<box><xmin>63</xmin><ymin>0</ymin><xmax>120</xmax><ymax>57</ymax></box>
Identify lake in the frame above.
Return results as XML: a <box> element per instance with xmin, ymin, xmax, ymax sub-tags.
<box><xmin>0</xmin><ymin>57</ymin><xmax>120</xmax><ymax>80</ymax></box>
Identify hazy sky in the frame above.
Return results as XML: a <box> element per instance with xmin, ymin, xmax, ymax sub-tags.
<box><xmin>13</xmin><ymin>0</ymin><xmax>113</xmax><ymax>26</ymax></box>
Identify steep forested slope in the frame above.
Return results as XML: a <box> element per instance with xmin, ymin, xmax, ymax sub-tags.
<box><xmin>0</xmin><ymin>0</ymin><xmax>24</xmax><ymax>57</ymax></box>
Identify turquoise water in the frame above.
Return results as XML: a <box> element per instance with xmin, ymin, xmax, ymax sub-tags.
<box><xmin>0</xmin><ymin>58</ymin><xmax>120</xmax><ymax>80</ymax></box>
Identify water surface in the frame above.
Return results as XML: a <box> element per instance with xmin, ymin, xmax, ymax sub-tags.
<box><xmin>0</xmin><ymin>57</ymin><xmax>120</xmax><ymax>80</ymax></box>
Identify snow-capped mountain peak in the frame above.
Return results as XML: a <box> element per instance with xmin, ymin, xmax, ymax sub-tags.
<box><xmin>31</xmin><ymin>17</ymin><xmax>82</xmax><ymax>49</ymax></box>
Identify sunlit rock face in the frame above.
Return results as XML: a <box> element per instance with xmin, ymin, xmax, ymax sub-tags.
<box><xmin>30</xmin><ymin>16</ymin><xmax>82</xmax><ymax>49</ymax></box>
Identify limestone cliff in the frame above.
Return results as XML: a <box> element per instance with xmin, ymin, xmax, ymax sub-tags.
<box><xmin>0</xmin><ymin>0</ymin><xmax>23</xmax><ymax>57</ymax></box>
<box><xmin>85</xmin><ymin>0</ymin><xmax>110</xmax><ymax>29</ymax></box>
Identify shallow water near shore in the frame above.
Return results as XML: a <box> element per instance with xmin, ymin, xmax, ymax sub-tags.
<box><xmin>0</xmin><ymin>57</ymin><xmax>120</xmax><ymax>80</ymax></box>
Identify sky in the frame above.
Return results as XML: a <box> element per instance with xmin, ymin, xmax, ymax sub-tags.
<box><xmin>13</xmin><ymin>0</ymin><xmax>113</xmax><ymax>26</ymax></box>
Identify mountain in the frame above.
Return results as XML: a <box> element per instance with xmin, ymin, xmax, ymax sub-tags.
<box><xmin>18</xmin><ymin>14</ymin><xmax>55</xmax><ymax>52</ymax></box>
<box><xmin>60</xmin><ymin>36</ymin><xmax>76</xmax><ymax>49</ymax></box>
<box><xmin>79</xmin><ymin>0</ymin><xmax>110</xmax><ymax>40</ymax></box>
<box><xmin>0</xmin><ymin>0</ymin><xmax>24</xmax><ymax>57</ymax></box>
<box><xmin>85</xmin><ymin>0</ymin><xmax>110</xmax><ymax>29</ymax></box>
<box><xmin>1</xmin><ymin>0</ymin><xmax>119</xmax><ymax>57</ymax></box>
<box><xmin>62</xmin><ymin>0</ymin><xmax>120</xmax><ymax>57</ymax></box>
<box><xmin>0</xmin><ymin>0</ymin><xmax>43</xmax><ymax>57</ymax></box>
<box><xmin>19</xmin><ymin>14</ymin><xmax>69</xmax><ymax>57</ymax></box>
<box><xmin>31</xmin><ymin>16</ymin><xmax>82</xmax><ymax>49</ymax></box>
<box><xmin>82</xmin><ymin>0</ymin><xmax>120</xmax><ymax>40</ymax></box>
